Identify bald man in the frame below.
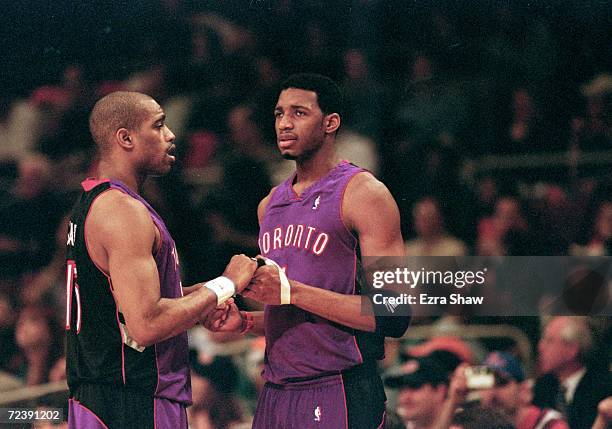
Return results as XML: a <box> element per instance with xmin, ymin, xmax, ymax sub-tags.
<box><xmin>533</xmin><ymin>316</ymin><xmax>612</xmax><ymax>429</ymax></box>
<box><xmin>65</xmin><ymin>92</ymin><xmax>257</xmax><ymax>429</ymax></box>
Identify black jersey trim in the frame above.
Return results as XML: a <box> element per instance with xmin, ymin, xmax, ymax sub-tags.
<box><xmin>83</xmin><ymin>188</ymin><xmax>114</xmax><ymax>280</ymax></box>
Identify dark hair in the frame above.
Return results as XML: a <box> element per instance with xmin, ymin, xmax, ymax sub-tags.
<box><xmin>279</xmin><ymin>73</ymin><xmax>343</xmax><ymax>116</ymax></box>
<box><xmin>452</xmin><ymin>404</ymin><xmax>515</xmax><ymax>429</ymax></box>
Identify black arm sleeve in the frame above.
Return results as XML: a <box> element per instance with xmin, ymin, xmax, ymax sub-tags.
<box><xmin>364</xmin><ymin>290</ymin><xmax>411</xmax><ymax>338</ymax></box>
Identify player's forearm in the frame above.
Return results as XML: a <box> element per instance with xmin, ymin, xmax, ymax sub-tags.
<box><xmin>290</xmin><ymin>281</ymin><xmax>376</xmax><ymax>332</ymax></box>
<box><xmin>182</xmin><ymin>284</ymin><xmax>201</xmax><ymax>295</ymax></box>
<box><xmin>131</xmin><ymin>285</ymin><xmax>218</xmax><ymax>346</ymax></box>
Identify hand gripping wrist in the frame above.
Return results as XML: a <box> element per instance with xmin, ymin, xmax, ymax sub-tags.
<box><xmin>204</xmin><ymin>276</ymin><xmax>235</xmax><ymax>305</ymax></box>
<box><xmin>260</xmin><ymin>257</ymin><xmax>291</xmax><ymax>304</ymax></box>
<box><xmin>239</xmin><ymin>311</ymin><xmax>254</xmax><ymax>334</ymax></box>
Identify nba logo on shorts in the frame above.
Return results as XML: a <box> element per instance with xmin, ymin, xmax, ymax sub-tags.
<box><xmin>314</xmin><ymin>406</ymin><xmax>322</xmax><ymax>422</ymax></box>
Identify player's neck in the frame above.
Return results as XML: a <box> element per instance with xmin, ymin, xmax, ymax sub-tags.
<box><xmin>294</xmin><ymin>144</ymin><xmax>338</xmax><ymax>188</ymax></box>
<box><xmin>97</xmin><ymin>159</ymin><xmax>145</xmax><ymax>195</ymax></box>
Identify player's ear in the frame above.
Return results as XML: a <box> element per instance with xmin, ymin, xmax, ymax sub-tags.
<box><xmin>324</xmin><ymin>113</ymin><xmax>341</xmax><ymax>135</ymax></box>
<box><xmin>116</xmin><ymin>128</ymin><xmax>134</xmax><ymax>150</ymax></box>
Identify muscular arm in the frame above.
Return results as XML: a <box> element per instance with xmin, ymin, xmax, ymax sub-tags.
<box><xmin>250</xmin><ymin>173</ymin><xmax>407</xmax><ymax>334</ymax></box>
<box><xmin>87</xmin><ymin>191</ymin><xmax>254</xmax><ymax>347</ymax></box>
<box><xmin>291</xmin><ymin>173</ymin><xmax>405</xmax><ymax>332</ymax></box>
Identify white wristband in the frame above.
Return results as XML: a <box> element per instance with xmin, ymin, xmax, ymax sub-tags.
<box><xmin>263</xmin><ymin>258</ymin><xmax>291</xmax><ymax>305</ymax></box>
<box><xmin>204</xmin><ymin>276</ymin><xmax>235</xmax><ymax>305</ymax></box>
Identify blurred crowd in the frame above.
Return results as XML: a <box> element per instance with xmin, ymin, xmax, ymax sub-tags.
<box><xmin>0</xmin><ymin>1</ymin><xmax>610</xmax><ymax>428</ymax></box>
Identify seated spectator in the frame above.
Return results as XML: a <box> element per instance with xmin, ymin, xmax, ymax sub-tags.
<box><xmin>14</xmin><ymin>305</ymin><xmax>63</xmax><ymax>386</ymax></box>
<box><xmin>571</xmin><ymin>74</ymin><xmax>612</xmax><ymax>151</ymax></box>
<box><xmin>479</xmin><ymin>351</ymin><xmax>569</xmax><ymax>429</ymax></box>
<box><xmin>20</xmin><ymin>215</ymin><xmax>70</xmax><ymax>308</ymax></box>
<box><xmin>432</xmin><ymin>361</ymin><xmax>517</xmax><ymax>429</ymax></box>
<box><xmin>477</xmin><ymin>195</ymin><xmax>530</xmax><ymax>256</ymax></box>
<box><xmin>450</xmin><ymin>404</ymin><xmax>516</xmax><ymax>429</ymax></box>
<box><xmin>340</xmin><ymin>48</ymin><xmax>386</xmax><ymax>141</ymax></box>
<box><xmin>0</xmin><ymin>155</ymin><xmax>65</xmax><ymax>279</ymax></box>
<box><xmin>189</xmin><ymin>350</ymin><xmax>244</xmax><ymax>429</ymax></box>
<box><xmin>384</xmin><ymin>353</ymin><xmax>462</xmax><ymax>429</ymax></box>
<box><xmin>570</xmin><ymin>201</ymin><xmax>612</xmax><ymax>256</ymax></box>
<box><xmin>336</xmin><ymin>128</ymin><xmax>380</xmax><ymax>176</ymax></box>
<box><xmin>406</xmin><ymin>197</ymin><xmax>468</xmax><ymax>256</ymax></box>
<box><xmin>403</xmin><ymin>336</ymin><xmax>475</xmax><ymax>365</ymax></box>
<box><xmin>200</xmin><ymin>104</ymin><xmax>272</xmax><ymax>276</ymax></box>
<box><xmin>534</xmin><ymin>317</ymin><xmax>612</xmax><ymax>429</ymax></box>
<box><xmin>0</xmin><ymin>95</ymin><xmax>43</xmax><ymax>163</ymax></box>
<box><xmin>592</xmin><ymin>397</ymin><xmax>612</xmax><ymax>429</ymax></box>
<box><xmin>495</xmin><ymin>87</ymin><xmax>555</xmax><ymax>154</ymax></box>
<box><xmin>0</xmin><ymin>293</ymin><xmax>18</xmax><ymax>373</ymax></box>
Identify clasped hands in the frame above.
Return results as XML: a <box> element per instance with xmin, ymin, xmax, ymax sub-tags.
<box><xmin>201</xmin><ymin>255</ymin><xmax>287</xmax><ymax>332</ymax></box>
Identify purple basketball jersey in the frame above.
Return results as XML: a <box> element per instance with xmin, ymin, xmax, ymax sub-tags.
<box><xmin>107</xmin><ymin>180</ymin><xmax>191</xmax><ymax>404</ymax></box>
<box><xmin>258</xmin><ymin>161</ymin><xmax>366</xmax><ymax>384</ymax></box>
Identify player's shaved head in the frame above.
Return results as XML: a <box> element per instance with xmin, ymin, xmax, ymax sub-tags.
<box><xmin>89</xmin><ymin>91</ymin><xmax>154</xmax><ymax>154</ymax></box>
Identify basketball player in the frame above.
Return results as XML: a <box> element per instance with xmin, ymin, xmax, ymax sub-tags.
<box><xmin>213</xmin><ymin>74</ymin><xmax>410</xmax><ymax>428</ymax></box>
<box><xmin>65</xmin><ymin>91</ymin><xmax>257</xmax><ymax>429</ymax></box>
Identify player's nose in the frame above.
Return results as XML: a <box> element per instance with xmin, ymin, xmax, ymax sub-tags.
<box><xmin>278</xmin><ymin>115</ymin><xmax>293</xmax><ymax>130</ymax></box>
<box><xmin>165</xmin><ymin>126</ymin><xmax>176</xmax><ymax>142</ymax></box>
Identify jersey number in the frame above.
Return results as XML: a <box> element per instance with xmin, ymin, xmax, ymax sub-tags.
<box><xmin>65</xmin><ymin>260</ymin><xmax>81</xmax><ymax>333</ymax></box>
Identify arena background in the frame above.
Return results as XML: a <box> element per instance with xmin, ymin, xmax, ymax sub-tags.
<box><xmin>0</xmin><ymin>1</ymin><xmax>610</xmax><ymax>428</ymax></box>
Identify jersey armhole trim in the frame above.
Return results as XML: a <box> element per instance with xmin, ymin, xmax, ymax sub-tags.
<box><xmin>261</xmin><ymin>186</ymin><xmax>281</xmax><ymax>221</ymax></box>
<box><xmin>84</xmin><ymin>188</ymin><xmax>115</xmax><ymax>278</ymax></box>
<box><xmin>339</xmin><ymin>171</ymin><xmax>366</xmax><ymax>243</ymax></box>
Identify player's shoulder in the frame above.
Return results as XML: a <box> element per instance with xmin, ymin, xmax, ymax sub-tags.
<box><xmin>345</xmin><ymin>171</ymin><xmax>393</xmax><ymax>203</ymax></box>
<box><xmin>343</xmin><ymin>171</ymin><xmax>399</xmax><ymax>228</ymax></box>
<box><xmin>89</xmin><ymin>189</ymin><xmax>154</xmax><ymax>233</ymax></box>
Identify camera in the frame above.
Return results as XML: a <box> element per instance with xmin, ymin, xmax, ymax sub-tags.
<box><xmin>464</xmin><ymin>366</ymin><xmax>495</xmax><ymax>390</ymax></box>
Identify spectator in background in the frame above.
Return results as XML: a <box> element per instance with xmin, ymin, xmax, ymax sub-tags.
<box><xmin>591</xmin><ymin>397</ymin><xmax>612</xmax><ymax>429</ymax></box>
<box><xmin>35</xmin><ymin>64</ymin><xmax>95</xmax><ymax>163</ymax></box>
<box><xmin>475</xmin><ymin>176</ymin><xmax>499</xmax><ymax>219</ymax></box>
<box><xmin>533</xmin><ymin>317</ymin><xmax>612</xmax><ymax>429</ymax></box>
<box><xmin>394</xmin><ymin>53</ymin><xmax>469</xmax><ymax>151</ymax></box>
<box><xmin>496</xmin><ymin>87</ymin><xmax>551</xmax><ymax>154</ymax></box>
<box><xmin>0</xmin><ymin>94</ymin><xmax>43</xmax><ymax>164</ymax></box>
<box><xmin>0</xmin><ymin>155</ymin><xmax>65</xmax><ymax>280</ymax></box>
<box><xmin>384</xmin><ymin>353</ymin><xmax>463</xmax><ymax>429</ymax></box>
<box><xmin>425</xmin><ymin>359</ymin><xmax>518</xmax><ymax>429</ymax></box>
<box><xmin>189</xmin><ymin>351</ymin><xmax>244</xmax><ymax>429</ymax></box>
<box><xmin>19</xmin><ymin>215</ymin><xmax>70</xmax><ymax>308</ymax></box>
<box><xmin>571</xmin><ymin>74</ymin><xmax>612</xmax><ymax>151</ymax></box>
<box><xmin>405</xmin><ymin>197</ymin><xmax>467</xmax><ymax>256</ymax></box>
<box><xmin>477</xmin><ymin>195</ymin><xmax>530</xmax><ymax>255</ymax></box>
<box><xmin>248</xmin><ymin>56</ymin><xmax>282</xmax><ymax>113</ymax></box>
<box><xmin>335</xmin><ymin>127</ymin><xmax>380</xmax><ymax>176</ymax></box>
<box><xmin>479</xmin><ymin>351</ymin><xmax>569</xmax><ymax>429</ymax></box>
<box><xmin>450</xmin><ymin>405</ymin><xmax>516</xmax><ymax>429</ymax></box>
<box><xmin>340</xmin><ymin>48</ymin><xmax>386</xmax><ymax>141</ymax></box>
<box><xmin>0</xmin><ymin>293</ymin><xmax>17</xmax><ymax>373</ymax></box>
<box><xmin>200</xmin><ymin>104</ymin><xmax>272</xmax><ymax>276</ymax></box>
<box><xmin>14</xmin><ymin>305</ymin><xmax>63</xmax><ymax>386</ymax></box>
<box><xmin>290</xmin><ymin>20</ymin><xmax>339</xmax><ymax>77</ymax></box>
<box><xmin>177</xmin><ymin>27</ymin><xmax>225</xmax><ymax>96</ymax></box>
<box><xmin>570</xmin><ymin>201</ymin><xmax>612</xmax><ymax>256</ymax></box>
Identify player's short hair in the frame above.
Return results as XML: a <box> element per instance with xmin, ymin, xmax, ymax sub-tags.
<box><xmin>279</xmin><ymin>73</ymin><xmax>343</xmax><ymax>116</ymax></box>
<box><xmin>89</xmin><ymin>91</ymin><xmax>153</xmax><ymax>153</ymax></box>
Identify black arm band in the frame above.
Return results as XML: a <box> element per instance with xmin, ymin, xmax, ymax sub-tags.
<box><xmin>364</xmin><ymin>291</ymin><xmax>411</xmax><ymax>338</ymax></box>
